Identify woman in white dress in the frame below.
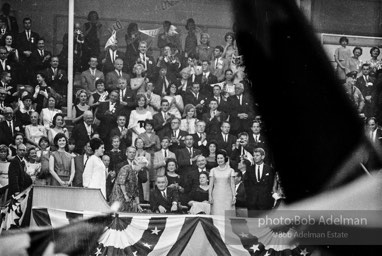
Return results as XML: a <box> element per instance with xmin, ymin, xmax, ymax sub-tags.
<box><xmin>82</xmin><ymin>138</ymin><xmax>107</xmax><ymax>198</ymax></box>
<box><xmin>180</xmin><ymin>104</ymin><xmax>197</xmax><ymax>134</ymax></box>
<box><xmin>40</xmin><ymin>96</ymin><xmax>62</xmax><ymax>129</ymax></box>
<box><xmin>128</xmin><ymin>95</ymin><xmax>153</xmax><ymax>146</ymax></box>
<box><xmin>209</xmin><ymin>149</ymin><xmax>235</xmax><ymax>216</ymax></box>
<box><xmin>163</xmin><ymin>83</ymin><xmax>183</xmax><ymax>119</ymax></box>
<box><xmin>130</xmin><ymin>63</ymin><xmax>147</xmax><ymax>94</ymax></box>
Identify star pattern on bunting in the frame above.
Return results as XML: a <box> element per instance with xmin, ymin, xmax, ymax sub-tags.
<box><xmin>264</xmin><ymin>251</ymin><xmax>271</xmax><ymax>256</ymax></box>
<box><xmin>94</xmin><ymin>248</ymin><xmax>102</xmax><ymax>256</ymax></box>
<box><xmin>300</xmin><ymin>248</ymin><xmax>309</xmax><ymax>256</ymax></box>
<box><xmin>239</xmin><ymin>232</ymin><xmax>249</xmax><ymax>238</ymax></box>
<box><xmin>249</xmin><ymin>244</ymin><xmax>260</xmax><ymax>252</ymax></box>
<box><xmin>151</xmin><ymin>226</ymin><xmax>161</xmax><ymax>235</ymax></box>
<box><xmin>143</xmin><ymin>242</ymin><xmax>151</xmax><ymax>249</ymax></box>
<box><xmin>132</xmin><ymin>251</ymin><xmax>138</xmax><ymax>256</ymax></box>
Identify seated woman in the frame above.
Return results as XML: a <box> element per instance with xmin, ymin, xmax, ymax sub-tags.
<box><xmin>222</xmin><ymin>32</ymin><xmax>238</xmax><ymax>64</ymax></box>
<box><xmin>48</xmin><ymin>113</ymin><xmax>69</xmax><ymax>146</ymax></box>
<box><xmin>165</xmin><ymin>158</ymin><xmax>184</xmax><ymax>193</ymax></box>
<box><xmin>135</xmin><ymin>137</ymin><xmax>151</xmax><ymax>203</ymax></box>
<box><xmin>163</xmin><ymin>83</ymin><xmax>184</xmax><ymax>119</ymax></box>
<box><xmin>4</xmin><ymin>34</ymin><xmax>19</xmax><ymax>63</ymax></box>
<box><xmin>110</xmin><ymin>160</ymin><xmax>143</xmax><ymax>212</ymax></box>
<box><xmin>0</xmin><ymin>145</ymin><xmax>10</xmax><ymax>188</ymax></box>
<box><xmin>39</xmin><ymin>96</ymin><xmax>62</xmax><ymax>129</ymax></box>
<box><xmin>188</xmin><ymin>171</ymin><xmax>210</xmax><ymax>214</ymax></box>
<box><xmin>25</xmin><ymin>147</ymin><xmax>41</xmax><ymax>184</ymax></box>
<box><xmin>222</xmin><ymin>69</ymin><xmax>235</xmax><ymax>98</ymax></box>
<box><xmin>49</xmin><ymin>133</ymin><xmax>75</xmax><ymax>186</ymax></box>
<box><xmin>33</xmin><ymin>72</ymin><xmax>56</xmax><ymax>114</ymax></box>
<box><xmin>72</xmin><ymin>89</ymin><xmax>90</xmax><ymax>124</ymax></box>
<box><xmin>180</xmin><ymin>104</ymin><xmax>197</xmax><ymax>134</ymax></box>
<box><xmin>130</xmin><ymin>63</ymin><xmax>147</xmax><ymax>94</ymax></box>
<box><xmin>8</xmin><ymin>133</ymin><xmax>25</xmax><ymax>161</ymax></box>
<box><xmin>25</xmin><ymin>112</ymin><xmax>47</xmax><ymax>148</ymax></box>
<box><xmin>138</xmin><ymin>119</ymin><xmax>160</xmax><ymax>154</ymax></box>
<box><xmin>36</xmin><ymin>136</ymin><xmax>51</xmax><ymax>185</ymax></box>
<box><xmin>205</xmin><ymin>141</ymin><xmax>218</xmax><ymax>170</ymax></box>
<box><xmin>128</xmin><ymin>95</ymin><xmax>153</xmax><ymax>145</ymax></box>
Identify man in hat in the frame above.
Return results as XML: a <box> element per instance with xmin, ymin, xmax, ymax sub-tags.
<box><xmin>343</xmin><ymin>71</ymin><xmax>365</xmax><ymax>117</ymax></box>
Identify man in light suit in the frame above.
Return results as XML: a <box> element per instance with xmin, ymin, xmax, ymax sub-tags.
<box><xmin>244</xmin><ymin>148</ymin><xmax>275</xmax><ymax>215</ymax></box>
<box><xmin>81</xmin><ymin>56</ymin><xmax>104</xmax><ymax>93</ymax></box>
<box><xmin>176</xmin><ymin>134</ymin><xmax>202</xmax><ymax>176</ymax></box>
<box><xmin>153</xmin><ymin>136</ymin><xmax>176</xmax><ymax>177</ymax></box>
<box><xmin>70</xmin><ymin>111</ymin><xmax>96</xmax><ymax>154</ymax></box>
<box><xmin>210</xmin><ymin>46</ymin><xmax>230</xmax><ymax>82</ymax></box>
<box><xmin>100</xmin><ymin>42</ymin><xmax>126</xmax><ymax>75</ymax></box>
<box><xmin>105</xmin><ymin>58</ymin><xmax>130</xmax><ymax>92</ymax></box>
<box><xmin>73</xmin><ymin>142</ymin><xmax>93</xmax><ymax>187</ymax></box>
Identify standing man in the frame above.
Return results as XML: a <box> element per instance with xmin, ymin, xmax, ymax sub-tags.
<box><xmin>105</xmin><ymin>58</ymin><xmax>130</xmax><ymax>92</ymax></box>
<box><xmin>0</xmin><ymin>107</ymin><xmax>21</xmax><ymax>146</ymax></box>
<box><xmin>109</xmin><ymin>115</ymin><xmax>131</xmax><ymax>152</ymax></box>
<box><xmin>153</xmin><ymin>136</ymin><xmax>177</xmax><ymax>177</ymax></box>
<box><xmin>176</xmin><ymin>134</ymin><xmax>201</xmax><ymax>176</ymax></box>
<box><xmin>153</xmin><ymin>99</ymin><xmax>173</xmax><ymax>140</ymax></box>
<box><xmin>7</xmin><ymin>143</ymin><xmax>32</xmax><ymax>199</ymax></box>
<box><xmin>71</xmin><ymin>111</ymin><xmax>96</xmax><ymax>154</ymax></box>
<box><xmin>136</xmin><ymin>41</ymin><xmax>156</xmax><ymax>80</ymax></box>
<box><xmin>356</xmin><ymin>64</ymin><xmax>376</xmax><ymax>118</ymax></box>
<box><xmin>73</xmin><ymin>142</ymin><xmax>93</xmax><ymax>187</ymax></box>
<box><xmin>211</xmin><ymin>45</ymin><xmax>229</xmax><ymax>82</ymax></box>
<box><xmin>244</xmin><ymin>148</ymin><xmax>275</xmax><ymax>215</ymax></box>
<box><xmin>150</xmin><ymin>175</ymin><xmax>179</xmax><ymax>213</ymax></box>
<box><xmin>81</xmin><ymin>56</ymin><xmax>104</xmax><ymax>93</ymax></box>
<box><xmin>44</xmin><ymin>56</ymin><xmax>68</xmax><ymax>97</ymax></box>
<box><xmin>234</xmin><ymin>170</ymin><xmax>247</xmax><ymax>217</ymax></box>
<box><xmin>166</xmin><ymin>117</ymin><xmax>187</xmax><ymax>155</ymax></box>
<box><xmin>215</xmin><ymin>121</ymin><xmax>237</xmax><ymax>156</ymax></box>
<box><xmin>31</xmin><ymin>38</ymin><xmax>51</xmax><ymax>73</ymax></box>
<box><xmin>100</xmin><ymin>41</ymin><xmax>126</xmax><ymax>75</ymax></box>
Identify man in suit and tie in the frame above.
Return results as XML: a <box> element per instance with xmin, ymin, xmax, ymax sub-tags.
<box><xmin>0</xmin><ymin>87</ymin><xmax>10</xmax><ymax>116</ymax></box>
<box><xmin>31</xmin><ymin>38</ymin><xmax>51</xmax><ymax>73</ymax></box>
<box><xmin>184</xmin><ymin>83</ymin><xmax>209</xmax><ymax>119</ymax></box>
<box><xmin>44</xmin><ymin>56</ymin><xmax>68</xmax><ymax>97</ymax></box>
<box><xmin>117</xmin><ymin>77</ymin><xmax>136</xmax><ymax>120</ymax></box>
<box><xmin>136</xmin><ymin>40</ymin><xmax>156</xmax><ymax>81</ymax></box>
<box><xmin>0</xmin><ymin>46</ymin><xmax>14</xmax><ymax>74</ymax></box>
<box><xmin>153</xmin><ymin>136</ymin><xmax>176</xmax><ymax>177</ymax></box>
<box><xmin>0</xmin><ymin>72</ymin><xmax>15</xmax><ymax>106</ymax></box>
<box><xmin>182</xmin><ymin>155</ymin><xmax>209</xmax><ymax>195</ymax></box>
<box><xmin>228</xmin><ymin>82</ymin><xmax>255</xmax><ymax>135</ymax></box>
<box><xmin>105</xmin><ymin>58</ymin><xmax>130</xmax><ymax>92</ymax></box>
<box><xmin>356</xmin><ymin>64</ymin><xmax>376</xmax><ymax>118</ymax></box>
<box><xmin>210</xmin><ymin>84</ymin><xmax>230</xmax><ymax>114</ymax></box>
<box><xmin>109</xmin><ymin>114</ymin><xmax>131</xmax><ymax>152</ymax></box>
<box><xmin>166</xmin><ymin>117</ymin><xmax>188</xmax><ymax>155</ymax></box>
<box><xmin>231</xmin><ymin>132</ymin><xmax>254</xmax><ymax>168</ymax></box>
<box><xmin>150</xmin><ymin>175</ymin><xmax>179</xmax><ymax>213</ymax></box>
<box><xmin>17</xmin><ymin>17</ymin><xmax>39</xmax><ymax>84</ymax></box>
<box><xmin>71</xmin><ymin>111</ymin><xmax>96</xmax><ymax>154</ymax></box>
<box><xmin>244</xmin><ymin>148</ymin><xmax>276</xmax><ymax>215</ymax></box>
<box><xmin>0</xmin><ymin>3</ymin><xmax>18</xmax><ymax>37</ymax></box>
<box><xmin>176</xmin><ymin>134</ymin><xmax>202</xmax><ymax>176</ymax></box>
<box><xmin>7</xmin><ymin>143</ymin><xmax>32</xmax><ymax>200</ymax></box>
<box><xmin>153</xmin><ymin>66</ymin><xmax>172</xmax><ymax>96</ymax></box>
<box><xmin>211</xmin><ymin>46</ymin><xmax>230</xmax><ymax>82</ymax></box>
<box><xmin>215</xmin><ymin>121</ymin><xmax>237</xmax><ymax>156</ymax></box>
<box><xmin>73</xmin><ymin>141</ymin><xmax>93</xmax><ymax>187</ymax></box>
<box><xmin>0</xmin><ymin>107</ymin><xmax>21</xmax><ymax>145</ymax></box>
<box><xmin>102</xmin><ymin>154</ymin><xmax>116</xmax><ymax>202</ymax></box>
<box><xmin>234</xmin><ymin>170</ymin><xmax>247</xmax><ymax>217</ymax></box>
<box><xmin>192</xmin><ymin>120</ymin><xmax>208</xmax><ymax>155</ymax></box>
<box><xmin>202</xmin><ymin>99</ymin><xmax>227</xmax><ymax>137</ymax></box>
<box><xmin>153</xmin><ymin>99</ymin><xmax>172</xmax><ymax>140</ymax></box>
<box><xmin>195</xmin><ymin>60</ymin><xmax>218</xmax><ymax>97</ymax></box>
<box><xmin>81</xmin><ymin>56</ymin><xmax>105</xmax><ymax>93</ymax></box>
<box><xmin>96</xmin><ymin>90</ymin><xmax>121</xmax><ymax>146</ymax></box>
<box><xmin>248</xmin><ymin>120</ymin><xmax>268</xmax><ymax>152</ymax></box>
<box><xmin>100</xmin><ymin>41</ymin><xmax>126</xmax><ymax>75</ymax></box>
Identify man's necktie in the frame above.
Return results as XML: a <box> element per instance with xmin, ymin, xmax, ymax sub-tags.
<box><xmin>162</xmin><ymin>190</ymin><xmax>167</xmax><ymax>199</ymax></box>
<box><xmin>256</xmin><ymin>165</ymin><xmax>260</xmax><ymax>182</ymax></box>
<box><xmin>189</xmin><ymin>148</ymin><xmax>193</xmax><ymax>158</ymax></box>
<box><xmin>164</xmin><ymin>150</ymin><xmax>168</xmax><ymax>158</ymax></box>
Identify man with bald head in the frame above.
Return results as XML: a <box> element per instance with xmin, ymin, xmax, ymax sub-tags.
<box><xmin>0</xmin><ymin>106</ymin><xmax>21</xmax><ymax>146</ymax></box>
<box><xmin>8</xmin><ymin>143</ymin><xmax>32</xmax><ymax>199</ymax></box>
<box><xmin>105</xmin><ymin>58</ymin><xmax>130</xmax><ymax>92</ymax></box>
<box><xmin>182</xmin><ymin>155</ymin><xmax>210</xmax><ymax>196</ymax></box>
<box><xmin>70</xmin><ymin>110</ymin><xmax>96</xmax><ymax>154</ymax></box>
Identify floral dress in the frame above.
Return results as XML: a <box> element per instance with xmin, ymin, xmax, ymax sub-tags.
<box><xmin>110</xmin><ymin>164</ymin><xmax>139</xmax><ymax>212</ymax></box>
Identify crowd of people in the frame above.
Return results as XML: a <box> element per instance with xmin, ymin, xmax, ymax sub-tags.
<box><xmin>8</xmin><ymin>4</ymin><xmax>382</xmax><ymax>218</ymax></box>
<box><xmin>0</xmin><ymin>5</ymin><xmax>285</xmax><ymax>217</ymax></box>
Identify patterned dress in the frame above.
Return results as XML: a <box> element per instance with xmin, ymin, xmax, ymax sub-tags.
<box><xmin>110</xmin><ymin>164</ymin><xmax>139</xmax><ymax>212</ymax></box>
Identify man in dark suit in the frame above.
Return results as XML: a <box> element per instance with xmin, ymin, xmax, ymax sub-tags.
<box><xmin>195</xmin><ymin>60</ymin><xmax>218</xmax><ymax>97</ymax></box>
<box><xmin>153</xmin><ymin>99</ymin><xmax>172</xmax><ymax>140</ymax></box>
<box><xmin>210</xmin><ymin>84</ymin><xmax>230</xmax><ymax>114</ymax></box>
<box><xmin>231</xmin><ymin>132</ymin><xmax>255</xmax><ymax>169</ymax></box>
<box><xmin>117</xmin><ymin>77</ymin><xmax>136</xmax><ymax>120</ymax></box>
<box><xmin>202</xmin><ymin>98</ymin><xmax>227</xmax><ymax>137</ymax></box>
<box><xmin>96</xmin><ymin>90</ymin><xmax>122</xmax><ymax>145</ymax></box>
<box><xmin>7</xmin><ymin>143</ymin><xmax>32</xmax><ymax>200</ymax></box>
<box><xmin>0</xmin><ymin>3</ymin><xmax>18</xmax><ymax>36</ymax></box>
<box><xmin>0</xmin><ymin>46</ymin><xmax>15</xmax><ymax>74</ymax></box>
<box><xmin>192</xmin><ymin>120</ymin><xmax>208</xmax><ymax>155</ymax></box>
<box><xmin>105</xmin><ymin>58</ymin><xmax>130</xmax><ymax>92</ymax></box>
<box><xmin>44</xmin><ymin>56</ymin><xmax>68</xmax><ymax>96</ymax></box>
<box><xmin>234</xmin><ymin>170</ymin><xmax>247</xmax><ymax>217</ymax></box>
<box><xmin>215</xmin><ymin>121</ymin><xmax>237</xmax><ymax>156</ymax></box>
<box><xmin>102</xmin><ymin>154</ymin><xmax>116</xmax><ymax>201</ymax></box>
<box><xmin>153</xmin><ymin>67</ymin><xmax>173</xmax><ymax>96</ymax></box>
<box><xmin>182</xmin><ymin>155</ymin><xmax>209</xmax><ymax>195</ymax></box>
<box><xmin>228</xmin><ymin>83</ymin><xmax>256</xmax><ymax>135</ymax></box>
<box><xmin>100</xmin><ymin>43</ymin><xmax>126</xmax><ymax>75</ymax></box>
<box><xmin>17</xmin><ymin>17</ymin><xmax>39</xmax><ymax>84</ymax></box>
<box><xmin>184</xmin><ymin>83</ymin><xmax>209</xmax><ymax>119</ymax></box>
<box><xmin>71</xmin><ymin>111</ymin><xmax>96</xmax><ymax>154</ymax></box>
<box><xmin>248</xmin><ymin>120</ymin><xmax>268</xmax><ymax>151</ymax></box>
<box><xmin>31</xmin><ymin>38</ymin><xmax>51</xmax><ymax>73</ymax></box>
<box><xmin>73</xmin><ymin>141</ymin><xmax>93</xmax><ymax>187</ymax></box>
<box><xmin>0</xmin><ymin>107</ymin><xmax>21</xmax><ymax>145</ymax></box>
<box><xmin>355</xmin><ymin>63</ymin><xmax>376</xmax><ymax>118</ymax></box>
<box><xmin>166</xmin><ymin>117</ymin><xmax>188</xmax><ymax>155</ymax></box>
<box><xmin>150</xmin><ymin>175</ymin><xmax>179</xmax><ymax>213</ymax></box>
<box><xmin>176</xmin><ymin>134</ymin><xmax>202</xmax><ymax>176</ymax></box>
<box><xmin>244</xmin><ymin>148</ymin><xmax>275</xmax><ymax>215</ymax></box>
<box><xmin>136</xmin><ymin>40</ymin><xmax>156</xmax><ymax>81</ymax></box>
<box><xmin>0</xmin><ymin>74</ymin><xmax>15</xmax><ymax>106</ymax></box>
<box><xmin>81</xmin><ymin>56</ymin><xmax>104</xmax><ymax>93</ymax></box>
<box><xmin>109</xmin><ymin>114</ymin><xmax>131</xmax><ymax>151</ymax></box>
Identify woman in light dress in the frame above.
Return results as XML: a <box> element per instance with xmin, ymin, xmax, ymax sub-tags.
<box><xmin>130</xmin><ymin>63</ymin><xmax>147</xmax><ymax>94</ymax></box>
<box><xmin>163</xmin><ymin>83</ymin><xmax>183</xmax><ymax>119</ymax></box>
<box><xmin>82</xmin><ymin>138</ymin><xmax>107</xmax><ymax>198</ymax></box>
<box><xmin>72</xmin><ymin>89</ymin><xmax>90</xmax><ymax>124</ymax></box>
<box><xmin>222</xmin><ymin>32</ymin><xmax>238</xmax><ymax>64</ymax></box>
<box><xmin>25</xmin><ymin>112</ymin><xmax>47</xmax><ymax>148</ymax></box>
<box><xmin>209</xmin><ymin>150</ymin><xmax>235</xmax><ymax>216</ymax></box>
<box><xmin>222</xmin><ymin>69</ymin><xmax>235</xmax><ymax>98</ymax></box>
<box><xmin>0</xmin><ymin>145</ymin><xmax>10</xmax><ymax>188</ymax></box>
<box><xmin>367</xmin><ymin>46</ymin><xmax>381</xmax><ymax>77</ymax></box>
<box><xmin>334</xmin><ymin>36</ymin><xmax>352</xmax><ymax>81</ymax></box>
<box><xmin>134</xmin><ymin>137</ymin><xmax>151</xmax><ymax>202</ymax></box>
<box><xmin>40</xmin><ymin>96</ymin><xmax>62</xmax><ymax>129</ymax></box>
<box><xmin>345</xmin><ymin>46</ymin><xmax>363</xmax><ymax>77</ymax></box>
<box><xmin>128</xmin><ymin>95</ymin><xmax>153</xmax><ymax>146</ymax></box>
<box><xmin>180</xmin><ymin>104</ymin><xmax>197</xmax><ymax>134</ymax></box>
<box><xmin>48</xmin><ymin>113</ymin><xmax>69</xmax><ymax>146</ymax></box>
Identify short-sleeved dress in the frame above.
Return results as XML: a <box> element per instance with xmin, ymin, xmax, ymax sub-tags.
<box><xmin>110</xmin><ymin>164</ymin><xmax>139</xmax><ymax>212</ymax></box>
<box><xmin>334</xmin><ymin>47</ymin><xmax>352</xmax><ymax>80</ymax></box>
<box><xmin>210</xmin><ymin>164</ymin><xmax>235</xmax><ymax>216</ymax></box>
<box><xmin>50</xmin><ymin>151</ymin><xmax>72</xmax><ymax>186</ymax></box>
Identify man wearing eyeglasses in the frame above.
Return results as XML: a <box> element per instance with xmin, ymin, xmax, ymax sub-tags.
<box><xmin>7</xmin><ymin>143</ymin><xmax>32</xmax><ymax>199</ymax></box>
